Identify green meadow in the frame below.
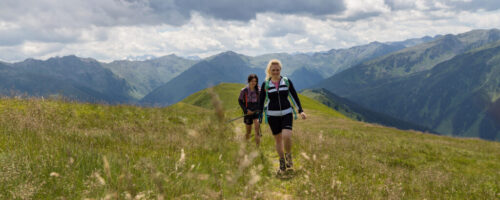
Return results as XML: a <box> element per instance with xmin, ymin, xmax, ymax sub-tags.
<box><xmin>0</xmin><ymin>83</ymin><xmax>499</xmax><ymax>199</ymax></box>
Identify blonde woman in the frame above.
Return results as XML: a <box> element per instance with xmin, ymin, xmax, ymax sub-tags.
<box><xmin>258</xmin><ymin>59</ymin><xmax>307</xmax><ymax>174</ymax></box>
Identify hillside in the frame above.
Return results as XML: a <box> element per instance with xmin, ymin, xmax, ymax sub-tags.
<box><xmin>1</xmin><ymin>84</ymin><xmax>499</xmax><ymax>199</ymax></box>
<box><xmin>301</xmin><ymin>88</ymin><xmax>431</xmax><ymax>132</ymax></box>
<box><xmin>289</xmin><ymin>67</ymin><xmax>324</xmax><ymax>90</ymax></box>
<box><xmin>342</xmin><ymin>41</ymin><xmax>500</xmax><ymax>141</ymax></box>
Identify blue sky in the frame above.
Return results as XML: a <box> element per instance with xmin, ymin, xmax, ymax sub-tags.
<box><xmin>1</xmin><ymin>0</ymin><xmax>500</xmax><ymax>62</ymax></box>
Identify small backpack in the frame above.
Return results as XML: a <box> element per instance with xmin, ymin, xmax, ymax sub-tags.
<box><xmin>243</xmin><ymin>86</ymin><xmax>259</xmax><ymax>109</ymax></box>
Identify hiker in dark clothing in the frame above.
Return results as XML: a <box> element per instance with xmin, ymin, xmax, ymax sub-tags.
<box><xmin>238</xmin><ymin>74</ymin><xmax>261</xmax><ymax>146</ymax></box>
<box><xmin>258</xmin><ymin>59</ymin><xmax>307</xmax><ymax>174</ymax></box>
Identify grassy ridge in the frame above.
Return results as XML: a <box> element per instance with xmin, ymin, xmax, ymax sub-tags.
<box><xmin>182</xmin><ymin>83</ymin><xmax>347</xmax><ymax>119</ymax></box>
<box><xmin>0</xmin><ymin>84</ymin><xmax>499</xmax><ymax>199</ymax></box>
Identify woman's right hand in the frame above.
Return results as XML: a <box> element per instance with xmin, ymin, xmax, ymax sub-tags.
<box><xmin>247</xmin><ymin>110</ymin><xmax>254</xmax><ymax>115</ymax></box>
<box><xmin>300</xmin><ymin>112</ymin><xmax>307</xmax><ymax>120</ymax></box>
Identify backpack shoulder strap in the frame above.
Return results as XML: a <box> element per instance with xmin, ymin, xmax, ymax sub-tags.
<box><xmin>264</xmin><ymin>78</ymin><xmax>271</xmax><ymax>124</ymax></box>
<box><xmin>283</xmin><ymin>76</ymin><xmax>289</xmax><ymax>87</ymax></box>
<box><xmin>243</xmin><ymin>87</ymin><xmax>248</xmax><ymax>107</ymax></box>
<box><xmin>282</xmin><ymin>77</ymin><xmax>298</xmax><ymax>120</ymax></box>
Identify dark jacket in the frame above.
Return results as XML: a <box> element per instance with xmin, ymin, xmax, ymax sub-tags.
<box><xmin>238</xmin><ymin>86</ymin><xmax>260</xmax><ymax>114</ymax></box>
<box><xmin>258</xmin><ymin>77</ymin><xmax>303</xmax><ymax>115</ymax></box>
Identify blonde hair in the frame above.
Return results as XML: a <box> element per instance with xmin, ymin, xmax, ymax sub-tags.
<box><xmin>265</xmin><ymin>59</ymin><xmax>282</xmax><ymax>80</ymax></box>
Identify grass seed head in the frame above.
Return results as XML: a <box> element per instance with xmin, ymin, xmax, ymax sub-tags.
<box><xmin>301</xmin><ymin>152</ymin><xmax>310</xmax><ymax>160</ymax></box>
<box><xmin>50</xmin><ymin>172</ymin><xmax>60</xmax><ymax>177</ymax></box>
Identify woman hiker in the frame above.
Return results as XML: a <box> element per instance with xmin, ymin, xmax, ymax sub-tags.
<box><xmin>258</xmin><ymin>59</ymin><xmax>307</xmax><ymax>174</ymax></box>
<box><xmin>238</xmin><ymin>74</ymin><xmax>262</xmax><ymax>146</ymax></box>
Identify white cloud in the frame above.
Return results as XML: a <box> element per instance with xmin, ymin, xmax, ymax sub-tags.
<box><xmin>0</xmin><ymin>0</ymin><xmax>500</xmax><ymax>62</ymax></box>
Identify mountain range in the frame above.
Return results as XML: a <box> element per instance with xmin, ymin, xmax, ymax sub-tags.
<box><xmin>0</xmin><ymin>55</ymin><xmax>133</xmax><ymax>103</ymax></box>
<box><xmin>0</xmin><ymin>34</ymin><xmax>430</xmax><ymax>104</ymax></box>
<box><xmin>2</xmin><ymin>29</ymin><xmax>500</xmax><ymax>140</ymax></box>
<box><xmin>336</xmin><ymin>41</ymin><xmax>500</xmax><ymax>140</ymax></box>
<box><xmin>315</xmin><ymin>29</ymin><xmax>500</xmax><ymax>140</ymax></box>
<box><xmin>316</xmin><ymin>29</ymin><xmax>500</xmax><ymax>97</ymax></box>
<box><xmin>102</xmin><ymin>54</ymin><xmax>197</xmax><ymax>100</ymax></box>
<box><xmin>139</xmin><ymin>36</ymin><xmax>436</xmax><ymax>105</ymax></box>
<box><xmin>140</xmin><ymin>51</ymin><xmax>261</xmax><ymax>106</ymax></box>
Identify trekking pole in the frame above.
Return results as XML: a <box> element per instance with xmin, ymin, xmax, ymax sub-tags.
<box><xmin>225</xmin><ymin>115</ymin><xmax>245</xmax><ymax>123</ymax></box>
<box><xmin>225</xmin><ymin>111</ymin><xmax>261</xmax><ymax>124</ymax></box>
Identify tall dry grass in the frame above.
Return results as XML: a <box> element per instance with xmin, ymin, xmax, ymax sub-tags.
<box><xmin>0</xmin><ymin>96</ymin><xmax>273</xmax><ymax>199</ymax></box>
<box><xmin>0</xmin><ymin>96</ymin><xmax>499</xmax><ymax>199</ymax></box>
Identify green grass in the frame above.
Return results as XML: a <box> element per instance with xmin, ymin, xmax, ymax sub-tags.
<box><xmin>0</xmin><ymin>84</ymin><xmax>499</xmax><ymax>199</ymax></box>
<box><xmin>182</xmin><ymin>83</ymin><xmax>242</xmax><ymax>111</ymax></box>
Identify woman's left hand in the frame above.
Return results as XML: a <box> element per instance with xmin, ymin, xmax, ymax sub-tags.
<box><xmin>300</xmin><ymin>112</ymin><xmax>307</xmax><ymax>120</ymax></box>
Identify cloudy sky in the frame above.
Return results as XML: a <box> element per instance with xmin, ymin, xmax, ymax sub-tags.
<box><xmin>1</xmin><ymin>0</ymin><xmax>500</xmax><ymax>62</ymax></box>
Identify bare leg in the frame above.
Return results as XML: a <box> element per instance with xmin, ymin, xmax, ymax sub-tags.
<box><xmin>245</xmin><ymin>124</ymin><xmax>252</xmax><ymax>140</ymax></box>
<box><xmin>282</xmin><ymin>129</ymin><xmax>294</xmax><ymax>169</ymax></box>
<box><xmin>253</xmin><ymin>119</ymin><xmax>261</xmax><ymax>146</ymax></box>
<box><xmin>282</xmin><ymin>129</ymin><xmax>292</xmax><ymax>154</ymax></box>
<box><xmin>273</xmin><ymin>133</ymin><xmax>284</xmax><ymax>158</ymax></box>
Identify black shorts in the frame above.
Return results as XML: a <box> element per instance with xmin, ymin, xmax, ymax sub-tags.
<box><xmin>268</xmin><ymin>113</ymin><xmax>293</xmax><ymax>135</ymax></box>
<box><xmin>244</xmin><ymin>113</ymin><xmax>259</xmax><ymax>125</ymax></box>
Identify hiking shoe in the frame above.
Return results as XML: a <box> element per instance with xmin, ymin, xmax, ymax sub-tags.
<box><xmin>279</xmin><ymin>157</ymin><xmax>286</xmax><ymax>172</ymax></box>
<box><xmin>285</xmin><ymin>153</ymin><xmax>293</xmax><ymax>169</ymax></box>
